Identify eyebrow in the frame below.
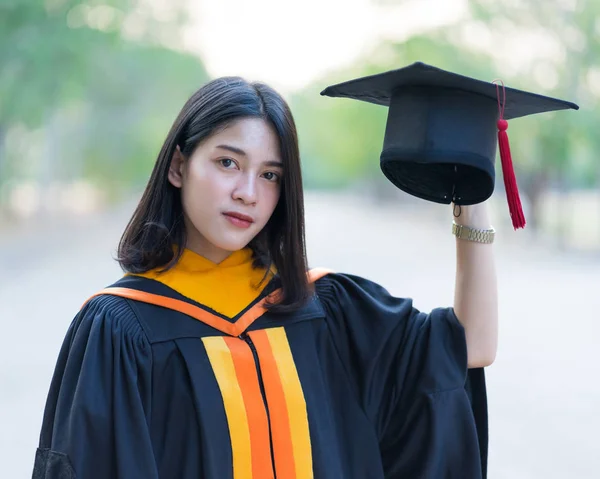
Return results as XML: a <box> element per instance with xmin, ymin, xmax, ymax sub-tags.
<box><xmin>216</xmin><ymin>144</ymin><xmax>246</xmax><ymax>156</ymax></box>
<box><xmin>215</xmin><ymin>144</ymin><xmax>283</xmax><ymax>168</ymax></box>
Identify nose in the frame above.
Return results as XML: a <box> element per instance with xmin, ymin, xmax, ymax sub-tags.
<box><xmin>232</xmin><ymin>173</ymin><xmax>258</xmax><ymax>205</ymax></box>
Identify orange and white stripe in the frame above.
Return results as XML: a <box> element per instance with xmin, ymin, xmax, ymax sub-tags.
<box><xmin>202</xmin><ymin>336</ymin><xmax>275</xmax><ymax>479</ymax></box>
<box><xmin>249</xmin><ymin>327</ymin><xmax>313</xmax><ymax>479</ymax></box>
<box><xmin>203</xmin><ymin>327</ymin><xmax>313</xmax><ymax>479</ymax></box>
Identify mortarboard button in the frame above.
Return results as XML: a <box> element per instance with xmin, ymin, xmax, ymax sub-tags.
<box><xmin>320</xmin><ymin>62</ymin><xmax>579</xmax><ymax>229</ymax></box>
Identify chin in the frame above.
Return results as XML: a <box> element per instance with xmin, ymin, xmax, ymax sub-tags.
<box><xmin>210</xmin><ymin>235</ymin><xmax>255</xmax><ymax>253</ymax></box>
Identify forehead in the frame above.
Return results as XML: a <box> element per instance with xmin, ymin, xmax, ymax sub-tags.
<box><xmin>206</xmin><ymin>118</ymin><xmax>281</xmax><ymax>156</ymax></box>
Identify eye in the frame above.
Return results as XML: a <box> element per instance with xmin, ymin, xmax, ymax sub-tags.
<box><xmin>218</xmin><ymin>158</ymin><xmax>237</xmax><ymax>169</ymax></box>
<box><xmin>262</xmin><ymin>171</ymin><xmax>281</xmax><ymax>182</ymax></box>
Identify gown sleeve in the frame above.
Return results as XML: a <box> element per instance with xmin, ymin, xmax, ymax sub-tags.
<box><xmin>32</xmin><ymin>295</ymin><xmax>158</xmax><ymax>479</ymax></box>
<box><xmin>316</xmin><ymin>272</ymin><xmax>488</xmax><ymax>479</ymax></box>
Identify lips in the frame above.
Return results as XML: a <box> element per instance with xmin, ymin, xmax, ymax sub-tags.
<box><xmin>223</xmin><ymin>211</ymin><xmax>254</xmax><ymax>229</ymax></box>
<box><xmin>223</xmin><ymin>212</ymin><xmax>254</xmax><ymax>223</ymax></box>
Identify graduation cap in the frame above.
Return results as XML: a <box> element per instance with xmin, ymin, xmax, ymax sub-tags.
<box><xmin>320</xmin><ymin>62</ymin><xmax>579</xmax><ymax>229</ymax></box>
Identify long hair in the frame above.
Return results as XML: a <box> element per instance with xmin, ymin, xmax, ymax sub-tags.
<box><xmin>117</xmin><ymin>77</ymin><xmax>311</xmax><ymax>312</ymax></box>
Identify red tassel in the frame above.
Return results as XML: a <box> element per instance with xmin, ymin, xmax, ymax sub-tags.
<box><xmin>494</xmin><ymin>81</ymin><xmax>526</xmax><ymax>229</ymax></box>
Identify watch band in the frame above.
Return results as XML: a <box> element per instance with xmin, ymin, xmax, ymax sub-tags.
<box><xmin>452</xmin><ymin>221</ymin><xmax>496</xmax><ymax>244</ymax></box>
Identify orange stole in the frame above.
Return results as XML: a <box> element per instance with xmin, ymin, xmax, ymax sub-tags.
<box><xmin>203</xmin><ymin>328</ymin><xmax>313</xmax><ymax>479</ymax></box>
<box><xmin>202</xmin><ymin>336</ymin><xmax>274</xmax><ymax>479</ymax></box>
<box><xmin>249</xmin><ymin>328</ymin><xmax>312</xmax><ymax>479</ymax></box>
<box><xmin>82</xmin><ymin>267</ymin><xmax>332</xmax><ymax>478</ymax></box>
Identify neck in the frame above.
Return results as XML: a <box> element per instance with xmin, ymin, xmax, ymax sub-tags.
<box><xmin>187</xmin><ymin>246</ymin><xmax>233</xmax><ymax>265</ymax></box>
<box><xmin>183</xmin><ymin>236</ymin><xmax>236</xmax><ymax>264</ymax></box>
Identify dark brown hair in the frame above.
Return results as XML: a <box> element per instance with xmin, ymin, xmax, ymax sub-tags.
<box><xmin>117</xmin><ymin>77</ymin><xmax>311</xmax><ymax>312</ymax></box>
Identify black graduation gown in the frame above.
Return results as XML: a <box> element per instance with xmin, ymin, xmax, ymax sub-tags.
<box><xmin>33</xmin><ymin>271</ymin><xmax>488</xmax><ymax>479</ymax></box>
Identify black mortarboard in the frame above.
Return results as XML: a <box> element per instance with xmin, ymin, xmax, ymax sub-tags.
<box><xmin>320</xmin><ymin>62</ymin><xmax>579</xmax><ymax>229</ymax></box>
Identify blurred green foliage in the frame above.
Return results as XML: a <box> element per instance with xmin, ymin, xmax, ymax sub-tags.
<box><xmin>0</xmin><ymin>0</ymin><xmax>208</xmax><ymax>203</ymax></box>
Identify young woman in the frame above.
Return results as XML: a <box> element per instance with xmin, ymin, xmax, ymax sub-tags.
<box><xmin>33</xmin><ymin>76</ymin><xmax>496</xmax><ymax>479</ymax></box>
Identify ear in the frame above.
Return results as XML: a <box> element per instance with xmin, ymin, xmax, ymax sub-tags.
<box><xmin>168</xmin><ymin>145</ymin><xmax>185</xmax><ymax>188</ymax></box>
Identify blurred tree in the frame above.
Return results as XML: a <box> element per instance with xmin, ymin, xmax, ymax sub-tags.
<box><xmin>78</xmin><ymin>44</ymin><xmax>208</xmax><ymax>196</ymax></box>
<box><xmin>456</xmin><ymin>0</ymin><xmax>600</xmax><ymax>238</ymax></box>
<box><xmin>0</xmin><ymin>0</ymin><xmax>208</xmax><ymax>208</ymax></box>
<box><xmin>0</xmin><ymin>0</ymin><xmax>189</xmax><ymax>128</ymax></box>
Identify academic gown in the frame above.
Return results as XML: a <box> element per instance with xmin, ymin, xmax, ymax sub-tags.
<box><xmin>33</xmin><ymin>271</ymin><xmax>488</xmax><ymax>479</ymax></box>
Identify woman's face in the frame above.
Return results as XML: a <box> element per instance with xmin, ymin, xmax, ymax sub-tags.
<box><xmin>168</xmin><ymin>117</ymin><xmax>283</xmax><ymax>263</ymax></box>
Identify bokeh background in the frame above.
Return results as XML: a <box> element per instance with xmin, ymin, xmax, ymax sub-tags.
<box><xmin>1</xmin><ymin>0</ymin><xmax>599</xmax><ymax>477</ymax></box>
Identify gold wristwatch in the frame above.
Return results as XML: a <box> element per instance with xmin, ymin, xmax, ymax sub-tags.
<box><xmin>452</xmin><ymin>221</ymin><xmax>496</xmax><ymax>244</ymax></box>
